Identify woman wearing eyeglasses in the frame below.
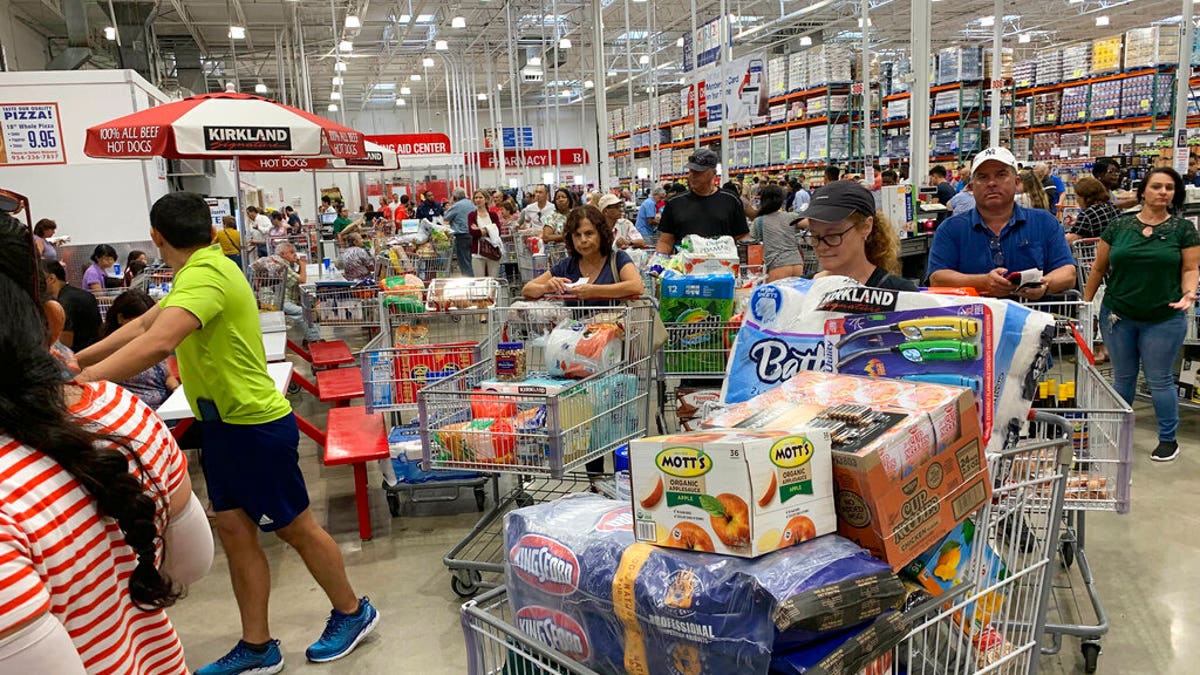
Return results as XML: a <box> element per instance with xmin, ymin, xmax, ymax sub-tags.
<box><xmin>1083</xmin><ymin>167</ymin><xmax>1200</xmax><ymax>463</ymax></box>
<box><xmin>803</xmin><ymin>181</ymin><xmax>918</xmax><ymax>291</ymax></box>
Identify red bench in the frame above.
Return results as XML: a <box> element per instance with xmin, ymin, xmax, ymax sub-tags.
<box><xmin>316</xmin><ymin>366</ymin><xmax>365</xmax><ymax>407</ymax></box>
<box><xmin>287</xmin><ymin>339</ymin><xmax>356</xmax><ymax>397</ymax></box>
<box><xmin>324</xmin><ymin>406</ymin><xmax>390</xmax><ymax>540</ymax></box>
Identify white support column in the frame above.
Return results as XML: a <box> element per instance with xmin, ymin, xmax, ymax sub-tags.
<box><xmin>860</xmin><ymin>0</ymin><xmax>872</xmax><ymax>166</ymax></box>
<box><xmin>719</xmin><ymin>5</ymin><xmax>731</xmax><ymax>177</ymax></box>
<box><xmin>592</xmin><ymin>0</ymin><xmax>611</xmax><ymax>190</ymax></box>
<box><xmin>989</xmin><ymin>0</ymin><xmax>1004</xmax><ymax>148</ymax></box>
<box><xmin>909</xmin><ymin>0</ymin><xmax>932</xmax><ymax>185</ymax></box>
<box><xmin>691</xmin><ymin>0</ymin><xmax>701</xmax><ymax>152</ymax></box>
<box><xmin>1173</xmin><ymin>0</ymin><xmax>1195</xmax><ymax>174</ymax></box>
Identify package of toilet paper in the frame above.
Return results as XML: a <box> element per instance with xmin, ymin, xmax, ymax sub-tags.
<box><xmin>547</xmin><ymin>320</ymin><xmax>625</xmax><ymax>379</ymax></box>
<box><xmin>721</xmin><ymin>276</ymin><xmax>1055</xmax><ymax>454</ymax></box>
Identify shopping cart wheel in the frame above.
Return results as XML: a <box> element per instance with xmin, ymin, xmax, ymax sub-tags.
<box><xmin>1080</xmin><ymin>641</ymin><xmax>1101</xmax><ymax>673</ymax></box>
<box><xmin>287</xmin><ymin>381</ymin><xmax>301</xmax><ymax>396</ymax></box>
<box><xmin>1060</xmin><ymin>539</ymin><xmax>1075</xmax><ymax>569</ymax></box>
<box><xmin>386</xmin><ymin>492</ymin><xmax>401</xmax><ymax>518</ymax></box>
<box><xmin>474</xmin><ymin>487</ymin><xmax>487</xmax><ymax>511</ymax></box>
<box><xmin>450</xmin><ymin>570</ymin><xmax>482</xmax><ymax>598</ymax></box>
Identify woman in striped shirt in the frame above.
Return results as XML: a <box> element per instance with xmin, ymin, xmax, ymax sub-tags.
<box><xmin>0</xmin><ymin>213</ymin><xmax>212</xmax><ymax>673</ymax></box>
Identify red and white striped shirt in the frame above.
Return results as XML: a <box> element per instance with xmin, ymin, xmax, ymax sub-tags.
<box><xmin>0</xmin><ymin>381</ymin><xmax>188</xmax><ymax>674</ymax></box>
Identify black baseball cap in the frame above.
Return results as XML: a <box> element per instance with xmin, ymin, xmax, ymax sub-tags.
<box><xmin>684</xmin><ymin>147</ymin><xmax>720</xmax><ymax>172</ymax></box>
<box><xmin>802</xmin><ymin>180</ymin><xmax>876</xmax><ymax>222</ymax></box>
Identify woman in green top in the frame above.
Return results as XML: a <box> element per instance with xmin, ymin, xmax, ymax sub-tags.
<box><xmin>1083</xmin><ymin>167</ymin><xmax>1200</xmax><ymax>462</ymax></box>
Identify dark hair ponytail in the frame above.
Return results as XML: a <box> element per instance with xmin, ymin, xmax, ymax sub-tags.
<box><xmin>0</xmin><ymin>214</ymin><xmax>179</xmax><ymax>609</ymax></box>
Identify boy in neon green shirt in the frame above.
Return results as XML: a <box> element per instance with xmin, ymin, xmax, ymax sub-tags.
<box><xmin>77</xmin><ymin>192</ymin><xmax>379</xmax><ymax>673</ymax></box>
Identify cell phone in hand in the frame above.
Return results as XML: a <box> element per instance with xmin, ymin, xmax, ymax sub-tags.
<box><xmin>1005</xmin><ymin>268</ymin><xmax>1044</xmax><ymax>291</ymax></box>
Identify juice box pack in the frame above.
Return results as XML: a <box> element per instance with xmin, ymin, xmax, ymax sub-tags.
<box><xmin>630</xmin><ymin>428</ymin><xmax>837</xmax><ymax>558</ymax></box>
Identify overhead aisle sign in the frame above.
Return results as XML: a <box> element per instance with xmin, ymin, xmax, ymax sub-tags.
<box><xmin>0</xmin><ymin>102</ymin><xmax>67</xmax><ymax>166</ymax></box>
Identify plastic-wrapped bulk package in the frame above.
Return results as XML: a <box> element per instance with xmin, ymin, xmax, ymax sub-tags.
<box><xmin>505</xmin><ymin>496</ymin><xmax>905</xmax><ymax>675</ymax></box>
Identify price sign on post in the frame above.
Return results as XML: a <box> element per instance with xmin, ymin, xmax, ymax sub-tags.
<box><xmin>1174</xmin><ymin>129</ymin><xmax>1191</xmax><ymax>176</ymax></box>
<box><xmin>0</xmin><ymin>102</ymin><xmax>67</xmax><ymax>166</ymax></box>
<box><xmin>851</xmin><ymin>83</ymin><xmax>864</xmax><ymax>96</ymax></box>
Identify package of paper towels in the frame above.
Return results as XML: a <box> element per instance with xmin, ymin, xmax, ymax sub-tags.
<box><xmin>547</xmin><ymin>320</ymin><xmax>625</xmax><ymax>379</ymax></box>
<box><xmin>503</xmin><ymin>495</ymin><xmax>905</xmax><ymax>675</ymax></box>
<box><xmin>721</xmin><ymin>276</ymin><xmax>1055</xmax><ymax>454</ymax></box>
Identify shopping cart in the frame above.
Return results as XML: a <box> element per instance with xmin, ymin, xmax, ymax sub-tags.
<box><xmin>376</xmin><ymin>244</ymin><xmax>454</xmax><ymax>284</ymax></box>
<box><xmin>246</xmin><ymin>268</ymin><xmax>287</xmax><ymax>312</ymax></box>
<box><xmin>419</xmin><ymin>300</ymin><xmax>656</xmax><ymax>596</ymax></box>
<box><xmin>93</xmin><ymin>288</ymin><xmax>125</xmax><ymax>323</ymax></box>
<box><xmin>361</xmin><ymin>277</ymin><xmax>509</xmax><ymax>518</ymax></box>
<box><xmin>1070</xmin><ymin>238</ymin><xmax>1099</xmax><ymax>290</ymax></box>
<box><xmin>460</xmin><ymin>415</ymin><xmax>1074</xmax><ymax>675</ymax></box>
<box><xmin>300</xmin><ymin>279</ymin><xmax>382</xmax><ymax>333</ymax></box>
<box><xmin>130</xmin><ymin>264</ymin><xmax>175</xmax><ymax>299</ymax></box>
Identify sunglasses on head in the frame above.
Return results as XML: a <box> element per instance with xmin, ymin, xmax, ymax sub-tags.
<box><xmin>0</xmin><ymin>187</ymin><xmax>39</xmax><ymax>305</ymax></box>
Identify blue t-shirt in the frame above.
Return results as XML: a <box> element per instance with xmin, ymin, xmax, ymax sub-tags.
<box><xmin>549</xmin><ymin>249</ymin><xmax>635</xmax><ymax>285</ymax></box>
<box><xmin>1050</xmin><ymin>175</ymin><xmax>1066</xmax><ymax>205</ymax></box>
<box><xmin>926</xmin><ymin>204</ymin><xmax>1074</xmax><ymax>281</ymax></box>
<box><xmin>635</xmin><ymin>197</ymin><xmax>659</xmax><ymax>239</ymax></box>
<box><xmin>444</xmin><ymin>199</ymin><xmax>474</xmax><ymax>235</ymax></box>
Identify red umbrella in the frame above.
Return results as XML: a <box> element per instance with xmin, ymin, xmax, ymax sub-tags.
<box><xmin>84</xmin><ymin>90</ymin><xmax>365</xmax><ymax>160</ymax></box>
<box><xmin>84</xmin><ymin>88</ymin><xmax>368</xmax><ymax>269</ymax></box>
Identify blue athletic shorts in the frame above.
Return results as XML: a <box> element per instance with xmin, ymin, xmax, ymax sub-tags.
<box><xmin>200</xmin><ymin>412</ymin><xmax>309</xmax><ymax>532</ymax></box>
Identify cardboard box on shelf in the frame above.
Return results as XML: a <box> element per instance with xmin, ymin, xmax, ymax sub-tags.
<box><xmin>704</xmin><ymin>371</ymin><xmax>989</xmax><ymax>570</ymax></box>
<box><xmin>1091</xmin><ymin>36</ymin><xmax>1123</xmax><ymax>74</ymax></box>
<box><xmin>630</xmin><ymin>428</ymin><xmax>837</xmax><ymax>558</ymax></box>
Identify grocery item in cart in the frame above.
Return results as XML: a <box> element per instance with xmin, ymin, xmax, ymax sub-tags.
<box><xmin>706</xmin><ymin>371</ymin><xmax>988</xmax><ymax>571</ymax></box>
<box><xmin>394</xmin><ymin>342</ymin><xmax>477</xmax><ymax>403</ymax></box>
<box><xmin>675</xmin><ymin>234</ymin><xmax>740</xmax><ymax>276</ymax></box>
<box><xmin>630</xmin><ymin>428</ymin><xmax>837</xmax><ymax>558</ymax></box>
<box><xmin>675</xmin><ymin>387</ymin><xmax>721</xmax><ymax>431</ymax></box>
<box><xmin>434</xmin><ymin>418</ymin><xmax>516</xmax><ymax>464</ymax></box>
<box><xmin>473</xmin><ymin>377</ymin><xmax>597</xmax><ymax>464</ymax></box>
<box><xmin>426</xmin><ymin>277</ymin><xmax>500</xmax><ymax>311</ymax></box>
<box><xmin>768</xmin><ymin>614</ymin><xmax>905</xmax><ymax>675</ymax></box>
<box><xmin>723</xmin><ymin>275</ymin><xmax>1055</xmax><ymax>455</ymax></box>
<box><xmin>546</xmin><ymin>320</ymin><xmax>624</xmax><ymax>379</ymax></box>
<box><xmin>380</xmin><ymin>273</ymin><xmax>425</xmax><ymax>298</ymax></box>
<box><xmin>660</xmin><ymin>274</ymin><xmax>735</xmax><ymax>374</ymax></box>
<box><xmin>505</xmin><ymin>496</ymin><xmax>905</xmax><ymax>675</ymax></box>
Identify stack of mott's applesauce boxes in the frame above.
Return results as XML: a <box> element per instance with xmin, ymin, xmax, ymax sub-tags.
<box><xmin>630</xmin><ymin>370</ymin><xmax>989</xmax><ymax>571</ymax></box>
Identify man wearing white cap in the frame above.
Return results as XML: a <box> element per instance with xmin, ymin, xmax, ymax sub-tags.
<box><xmin>926</xmin><ymin>147</ymin><xmax>1076</xmax><ymax>299</ymax></box>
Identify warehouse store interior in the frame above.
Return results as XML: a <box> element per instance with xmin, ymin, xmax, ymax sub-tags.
<box><xmin>3</xmin><ymin>0</ymin><xmax>1200</xmax><ymax>674</ymax></box>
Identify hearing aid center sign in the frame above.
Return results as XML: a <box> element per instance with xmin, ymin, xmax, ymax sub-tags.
<box><xmin>0</xmin><ymin>103</ymin><xmax>67</xmax><ymax>166</ymax></box>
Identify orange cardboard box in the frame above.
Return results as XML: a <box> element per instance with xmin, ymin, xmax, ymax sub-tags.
<box><xmin>704</xmin><ymin>371</ymin><xmax>990</xmax><ymax>570</ymax></box>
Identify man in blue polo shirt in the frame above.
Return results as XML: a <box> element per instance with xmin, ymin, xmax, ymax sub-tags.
<box><xmin>927</xmin><ymin>147</ymin><xmax>1076</xmax><ymax>299</ymax></box>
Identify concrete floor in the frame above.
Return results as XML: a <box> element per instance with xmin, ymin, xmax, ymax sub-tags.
<box><xmin>167</xmin><ymin>360</ymin><xmax>1200</xmax><ymax>675</ymax></box>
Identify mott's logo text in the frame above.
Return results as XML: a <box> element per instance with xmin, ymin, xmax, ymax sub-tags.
<box><xmin>515</xmin><ymin>607</ymin><xmax>589</xmax><ymax>660</ymax></box>
<box><xmin>203</xmin><ymin>126</ymin><xmax>292</xmax><ymax>151</ymax></box>
<box><xmin>655</xmin><ymin>447</ymin><xmax>712</xmax><ymax>478</ymax></box>
<box><xmin>770</xmin><ymin>436</ymin><xmax>814</xmax><ymax>468</ymax></box>
<box><xmin>508</xmin><ymin>535</ymin><xmax>580</xmax><ymax>595</ymax></box>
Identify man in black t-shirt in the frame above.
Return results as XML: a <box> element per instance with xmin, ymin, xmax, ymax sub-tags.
<box><xmin>43</xmin><ymin>260</ymin><xmax>102</xmax><ymax>350</ymax></box>
<box><xmin>656</xmin><ymin>147</ymin><xmax>750</xmax><ymax>254</ymax></box>
<box><xmin>929</xmin><ymin>165</ymin><xmax>956</xmax><ymax>206</ymax></box>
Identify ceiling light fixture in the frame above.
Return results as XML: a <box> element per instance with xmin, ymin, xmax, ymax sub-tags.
<box><xmin>800</xmin><ymin>36</ymin><xmax>813</xmax><ymax>46</ymax></box>
<box><xmin>398</xmin><ymin>14</ymin><xmax>411</xmax><ymax>23</ymax></box>
<box><xmin>1095</xmin><ymin>15</ymin><xmax>1109</xmax><ymax>26</ymax></box>
<box><xmin>396</xmin><ymin>97</ymin><xmax>407</xmax><ymax>106</ymax></box>
<box><xmin>979</xmin><ymin>16</ymin><xmax>995</xmax><ymax>27</ymax></box>
<box><xmin>416</xmin><ymin>14</ymin><xmax>434</xmax><ymax>22</ymax></box>
<box><xmin>255</xmin><ymin>81</ymin><xmax>268</xmax><ymax>94</ymax></box>
<box><xmin>104</xmin><ymin>26</ymin><xmax>116</xmax><ymax>40</ymax></box>
<box><xmin>607</xmin><ymin>69</ymin><xmax>617</xmax><ymax>77</ymax></box>
<box><xmin>559</xmin><ymin>38</ymin><xmax>572</xmax><ymax>49</ymax></box>
<box><xmin>452</xmin><ymin>16</ymin><xmax>466</xmax><ymax>28</ymax></box>
<box><xmin>330</xmin><ymin>91</ymin><xmax>342</xmax><ymax>100</ymax></box>
<box><xmin>529</xmin><ymin>56</ymin><xmax>542</xmax><ymax>67</ymax></box>
<box><xmin>345</xmin><ymin>15</ymin><xmax>361</xmax><ymax>28</ymax></box>
<box><xmin>435</xmin><ymin>40</ymin><xmax>448</xmax><ymax>50</ymax></box>
<box><xmin>400</xmin><ymin>86</ymin><xmax>411</xmax><ymax>95</ymax></box>
<box><xmin>335</xmin><ymin>61</ymin><xmax>347</xmax><ymax>72</ymax></box>
<box><xmin>1018</xmin><ymin>33</ymin><xmax>1031</xmax><ymax>43</ymax></box>
<box><xmin>228</xmin><ymin>25</ymin><xmax>246</xmax><ymax>39</ymax></box>
<box><xmin>676</xmin><ymin>37</ymin><xmax>684</xmax><ymax>47</ymax></box>
<box><xmin>339</xmin><ymin>40</ymin><xmax>353</xmax><ymax>52</ymax></box>
<box><xmin>584</xmin><ymin>79</ymin><xmax>594</xmax><ymax>88</ymax></box>
<box><xmin>410</xmin><ymin>73</ymin><xmax>422</xmax><ymax>81</ymax></box>
<box><xmin>478</xmin><ymin>93</ymin><xmax>488</xmax><ymax>100</ymax></box>
<box><xmin>332</xmin><ymin>75</ymin><xmax>343</xmax><ymax>85</ymax></box>
<box><xmin>423</xmin><ymin>57</ymin><xmax>435</xmax><ymax>67</ymax></box>
<box><xmin>639</xmin><ymin>54</ymin><xmax>650</xmax><ymax>64</ymax></box>
<box><xmin>328</xmin><ymin>103</ymin><xmax>338</xmax><ymax>111</ymax></box>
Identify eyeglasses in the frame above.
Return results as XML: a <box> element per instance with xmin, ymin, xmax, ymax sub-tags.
<box><xmin>989</xmin><ymin>237</ymin><xmax>1005</xmax><ymax>268</ymax></box>
<box><xmin>800</xmin><ymin>222</ymin><xmax>858</xmax><ymax>248</ymax></box>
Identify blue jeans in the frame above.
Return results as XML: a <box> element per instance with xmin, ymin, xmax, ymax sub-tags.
<box><xmin>454</xmin><ymin>233</ymin><xmax>473</xmax><ymax>276</ymax></box>
<box><xmin>1099</xmin><ymin>306</ymin><xmax>1187</xmax><ymax>441</ymax></box>
<box><xmin>283</xmin><ymin>301</ymin><xmax>321</xmax><ymax>342</ymax></box>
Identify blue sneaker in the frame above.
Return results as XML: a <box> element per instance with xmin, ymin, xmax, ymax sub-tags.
<box><xmin>305</xmin><ymin>597</ymin><xmax>380</xmax><ymax>663</ymax></box>
<box><xmin>194</xmin><ymin>640</ymin><xmax>283</xmax><ymax>675</ymax></box>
